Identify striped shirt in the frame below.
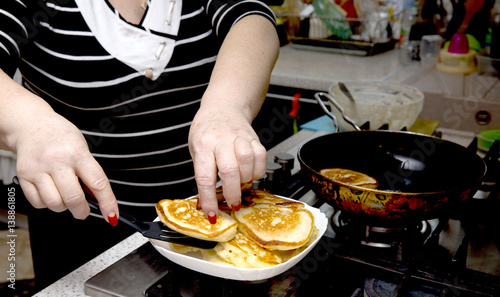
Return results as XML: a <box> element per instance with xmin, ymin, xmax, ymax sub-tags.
<box><xmin>0</xmin><ymin>0</ymin><xmax>276</xmax><ymax>216</ymax></box>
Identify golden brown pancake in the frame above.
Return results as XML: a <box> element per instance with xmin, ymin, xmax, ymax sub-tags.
<box><xmin>319</xmin><ymin>168</ymin><xmax>379</xmax><ymax>189</ymax></box>
<box><xmin>156</xmin><ymin>198</ymin><xmax>237</xmax><ymax>242</ymax></box>
<box><xmin>278</xmin><ymin>226</ymin><xmax>319</xmax><ymax>261</ymax></box>
<box><xmin>233</xmin><ymin>202</ymin><xmax>314</xmax><ymax>251</ymax></box>
<box><xmin>242</xmin><ymin>189</ymin><xmax>305</xmax><ymax>208</ymax></box>
<box><xmin>202</xmin><ymin>232</ymin><xmax>284</xmax><ymax>268</ymax></box>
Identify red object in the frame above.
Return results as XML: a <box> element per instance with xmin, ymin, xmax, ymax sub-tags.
<box><xmin>448</xmin><ymin>33</ymin><xmax>469</xmax><ymax>54</ymax></box>
<box><xmin>108</xmin><ymin>212</ymin><xmax>118</xmax><ymax>226</ymax></box>
<box><xmin>289</xmin><ymin>93</ymin><xmax>301</xmax><ymax>118</ymax></box>
<box><xmin>334</xmin><ymin>0</ymin><xmax>358</xmax><ymax>19</ymax></box>
<box><xmin>232</xmin><ymin>202</ymin><xmax>241</xmax><ymax>212</ymax></box>
<box><xmin>208</xmin><ymin>212</ymin><xmax>217</xmax><ymax>224</ymax></box>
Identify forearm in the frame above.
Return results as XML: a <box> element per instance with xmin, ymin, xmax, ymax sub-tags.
<box><xmin>0</xmin><ymin>69</ymin><xmax>55</xmax><ymax>152</ymax></box>
<box><xmin>200</xmin><ymin>15</ymin><xmax>280</xmax><ymax>121</ymax></box>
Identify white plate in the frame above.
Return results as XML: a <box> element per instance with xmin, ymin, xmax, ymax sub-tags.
<box><xmin>150</xmin><ymin>195</ymin><xmax>328</xmax><ymax>281</ymax></box>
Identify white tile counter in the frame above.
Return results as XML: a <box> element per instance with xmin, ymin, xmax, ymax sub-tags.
<box><xmin>34</xmin><ymin>233</ymin><xmax>148</xmax><ymax>297</ymax></box>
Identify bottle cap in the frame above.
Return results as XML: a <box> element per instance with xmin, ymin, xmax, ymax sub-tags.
<box><xmin>448</xmin><ymin>33</ymin><xmax>469</xmax><ymax>54</ymax></box>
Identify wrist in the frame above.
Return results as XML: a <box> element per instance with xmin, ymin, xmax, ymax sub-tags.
<box><xmin>0</xmin><ymin>93</ymin><xmax>55</xmax><ymax>153</ymax></box>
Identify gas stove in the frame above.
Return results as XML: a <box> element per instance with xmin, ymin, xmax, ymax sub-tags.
<box><xmin>84</xmin><ymin>129</ymin><xmax>500</xmax><ymax>297</ymax></box>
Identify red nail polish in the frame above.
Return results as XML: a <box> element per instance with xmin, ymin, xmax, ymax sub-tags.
<box><xmin>196</xmin><ymin>198</ymin><xmax>201</xmax><ymax>210</ymax></box>
<box><xmin>208</xmin><ymin>212</ymin><xmax>217</xmax><ymax>224</ymax></box>
<box><xmin>108</xmin><ymin>212</ymin><xmax>118</xmax><ymax>226</ymax></box>
<box><xmin>233</xmin><ymin>203</ymin><xmax>241</xmax><ymax>212</ymax></box>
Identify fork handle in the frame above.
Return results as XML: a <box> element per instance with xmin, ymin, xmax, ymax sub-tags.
<box><xmin>86</xmin><ymin>200</ymin><xmax>149</xmax><ymax>233</ymax></box>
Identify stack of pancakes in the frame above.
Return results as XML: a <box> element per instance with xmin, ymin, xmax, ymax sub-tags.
<box><xmin>155</xmin><ymin>190</ymin><xmax>317</xmax><ymax>268</ymax></box>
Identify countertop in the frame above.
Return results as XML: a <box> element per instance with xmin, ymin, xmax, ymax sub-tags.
<box><xmin>271</xmin><ymin>45</ymin><xmax>500</xmax><ymax>132</ymax></box>
<box><xmin>271</xmin><ymin>44</ymin><xmax>500</xmax><ymax>99</ymax></box>
<box><xmin>34</xmin><ymin>45</ymin><xmax>492</xmax><ymax>297</ymax></box>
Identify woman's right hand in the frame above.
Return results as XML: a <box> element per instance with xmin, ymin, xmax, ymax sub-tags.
<box><xmin>13</xmin><ymin>111</ymin><xmax>119</xmax><ymax>224</ymax></box>
<box><xmin>0</xmin><ymin>71</ymin><xmax>118</xmax><ymax>224</ymax></box>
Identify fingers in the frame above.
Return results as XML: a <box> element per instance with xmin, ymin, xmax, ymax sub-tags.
<box><xmin>53</xmin><ymin>170</ymin><xmax>88</xmax><ymax>219</ymax></box>
<box><xmin>215</xmin><ymin>139</ymin><xmax>242</xmax><ymax>210</ymax></box>
<box><xmin>218</xmin><ymin>137</ymin><xmax>266</xmax><ymax>206</ymax></box>
<box><xmin>17</xmin><ymin>172</ymin><xmax>89</xmax><ymax>219</ymax></box>
<box><xmin>76</xmin><ymin>157</ymin><xmax>118</xmax><ymax>226</ymax></box>
<box><xmin>12</xmin><ymin>111</ymin><xmax>117</xmax><ymax>224</ymax></box>
<box><xmin>16</xmin><ymin>155</ymin><xmax>117</xmax><ymax>225</ymax></box>
<box><xmin>234</xmin><ymin>137</ymin><xmax>254</xmax><ymax>183</ymax></box>
<box><xmin>190</xmin><ymin>110</ymin><xmax>267</xmax><ymax>224</ymax></box>
<box><xmin>231</xmin><ymin>137</ymin><xmax>267</xmax><ymax>186</ymax></box>
<box><xmin>250</xmin><ymin>138</ymin><xmax>268</xmax><ymax>181</ymax></box>
<box><xmin>18</xmin><ymin>179</ymin><xmax>46</xmax><ymax>209</ymax></box>
<box><xmin>193</xmin><ymin>151</ymin><xmax>219</xmax><ymax>224</ymax></box>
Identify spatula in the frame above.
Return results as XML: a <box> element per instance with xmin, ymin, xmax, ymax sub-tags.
<box><xmin>87</xmin><ymin>200</ymin><xmax>217</xmax><ymax>249</ymax></box>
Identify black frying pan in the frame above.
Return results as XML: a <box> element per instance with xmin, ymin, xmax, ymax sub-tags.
<box><xmin>296</xmin><ymin>92</ymin><xmax>486</xmax><ymax>222</ymax></box>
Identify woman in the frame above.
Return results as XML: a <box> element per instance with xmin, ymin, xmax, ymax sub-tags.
<box><xmin>0</xmin><ymin>0</ymin><xmax>279</xmax><ymax>291</ymax></box>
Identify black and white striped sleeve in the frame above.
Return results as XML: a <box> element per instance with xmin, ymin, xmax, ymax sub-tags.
<box><xmin>0</xmin><ymin>0</ymin><xmax>29</xmax><ymax>77</ymax></box>
<box><xmin>203</xmin><ymin>0</ymin><xmax>277</xmax><ymax>40</ymax></box>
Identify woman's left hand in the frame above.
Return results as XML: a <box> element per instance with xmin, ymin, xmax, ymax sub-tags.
<box><xmin>188</xmin><ymin>104</ymin><xmax>267</xmax><ymax>224</ymax></box>
<box><xmin>189</xmin><ymin>14</ymin><xmax>279</xmax><ymax>223</ymax></box>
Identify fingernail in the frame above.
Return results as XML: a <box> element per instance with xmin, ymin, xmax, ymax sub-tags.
<box><xmin>208</xmin><ymin>212</ymin><xmax>217</xmax><ymax>224</ymax></box>
<box><xmin>196</xmin><ymin>198</ymin><xmax>201</xmax><ymax>210</ymax></box>
<box><xmin>108</xmin><ymin>212</ymin><xmax>118</xmax><ymax>226</ymax></box>
<box><xmin>232</xmin><ymin>202</ymin><xmax>241</xmax><ymax>212</ymax></box>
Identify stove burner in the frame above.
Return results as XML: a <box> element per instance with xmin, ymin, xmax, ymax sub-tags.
<box><xmin>331</xmin><ymin>211</ymin><xmax>431</xmax><ymax>249</ymax></box>
<box><xmin>363</xmin><ymin>277</ymin><xmax>441</xmax><ymax>297</ymax></box>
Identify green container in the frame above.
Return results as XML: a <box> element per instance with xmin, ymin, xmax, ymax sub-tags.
<box><xmin>477</xmin><ymin>129</ymin><xmax>500</xmax><ymax>152</ymax></box>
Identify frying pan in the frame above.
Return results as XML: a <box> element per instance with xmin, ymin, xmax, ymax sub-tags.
<box><xmin>297</xmin><ymin>92</ymin><xmax>487</xmax><ymax>222</ymax></box>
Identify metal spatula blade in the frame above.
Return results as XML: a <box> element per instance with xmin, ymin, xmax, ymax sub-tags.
<box><xmin>87</xmin><ymin>201</ymin><xmax>217</xmax><ymax>249</ymax></box>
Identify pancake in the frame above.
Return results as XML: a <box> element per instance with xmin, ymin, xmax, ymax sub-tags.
<box><xmin>319</xmin><ymin>168</ymin><xmax>379</xmax><ymax>189</ymax></box>
<box><xmin>156</xmin><ymin>198</ymin><xmax>237</xmax><ymax>242</ymax></box>
<box><xmin>278</xmin><ymin>226</ymin><xmax>320</xmax><ymax>261</ymax></box>
<box><xmin>242</xmin><ymin>189</ymin><xmax>305</xmax><ymax>208</ymax></box>
<box><xmin>233</xmin><ymin>202</ymin><xmax>314</xmax><ymax>251</ymax></box>
<box><xmin>202</xmin><ymin>232</ymin><xmax>283</xmax><ymax>268</ymax></box>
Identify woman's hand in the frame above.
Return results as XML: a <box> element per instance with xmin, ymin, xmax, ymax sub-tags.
<box><xmin>0</xmin><ymin>71</ymin><xmax>118</xmax><ymax>224</ymax></box>
<box><xmin>189</xmin><ymin>105</ymin><xmax>267</xmax><ymax>223</ymax></box>
<box><xmin>15</xmin><ymin>112</ymin><xmax>118</xmax><ymax>224</ymax></box>
<box><xmin>189</xmin><ymin>14</ymin><xmax>279</xmax><ymax>222</ymax></box>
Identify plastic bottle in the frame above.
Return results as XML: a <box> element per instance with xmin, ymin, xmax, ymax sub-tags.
<box><xmin>399</xmin><ymin>6</ymin><xmax>417</xmax><ymax>47</ymax></box>
<box><xmin>399</xmin><ymin>5</ymin><xmax>418</xmax><ymax>64</ymax></box>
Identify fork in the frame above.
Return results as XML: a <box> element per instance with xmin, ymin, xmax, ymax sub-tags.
<box><xmin>87</xmin><ymin>200</ymin><xmax>217</xmax><ymax>249</ymax></box>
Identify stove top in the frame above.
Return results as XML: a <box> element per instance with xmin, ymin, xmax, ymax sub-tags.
<box><xmin>84</xmin><ymin>132</ymin><xmax>500</xmax><ymax>297</ymax></box>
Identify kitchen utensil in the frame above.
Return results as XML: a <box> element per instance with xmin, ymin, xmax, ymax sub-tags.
<box><xmin>149</xmin><ymin>195</ymin><xmax>328</xmax><ymax>281</ymax></box>
<box><xmin>87</xmin><ymin>200</ymin><xmax>217</xmax><ymax>249</ymax></box>
<box><xmin>317</xmin><ymin>81</ymin><xmax>424</xmax><ymax>131</ymax></box>
<box><xmin>338</xmin><ymin>81</ymin><xmax>356</xmax><ymax>102</ymax></box>
<box><xmin>298</xmin><ymin>93</ymin><xmax>486</xmax><ymax>222</ymax></box>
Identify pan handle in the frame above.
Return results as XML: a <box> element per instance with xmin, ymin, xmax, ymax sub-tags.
<box><xmin>314</xmin><ymin>92</ymin><xmax>361</xmax><ymax>132</ymax></box>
